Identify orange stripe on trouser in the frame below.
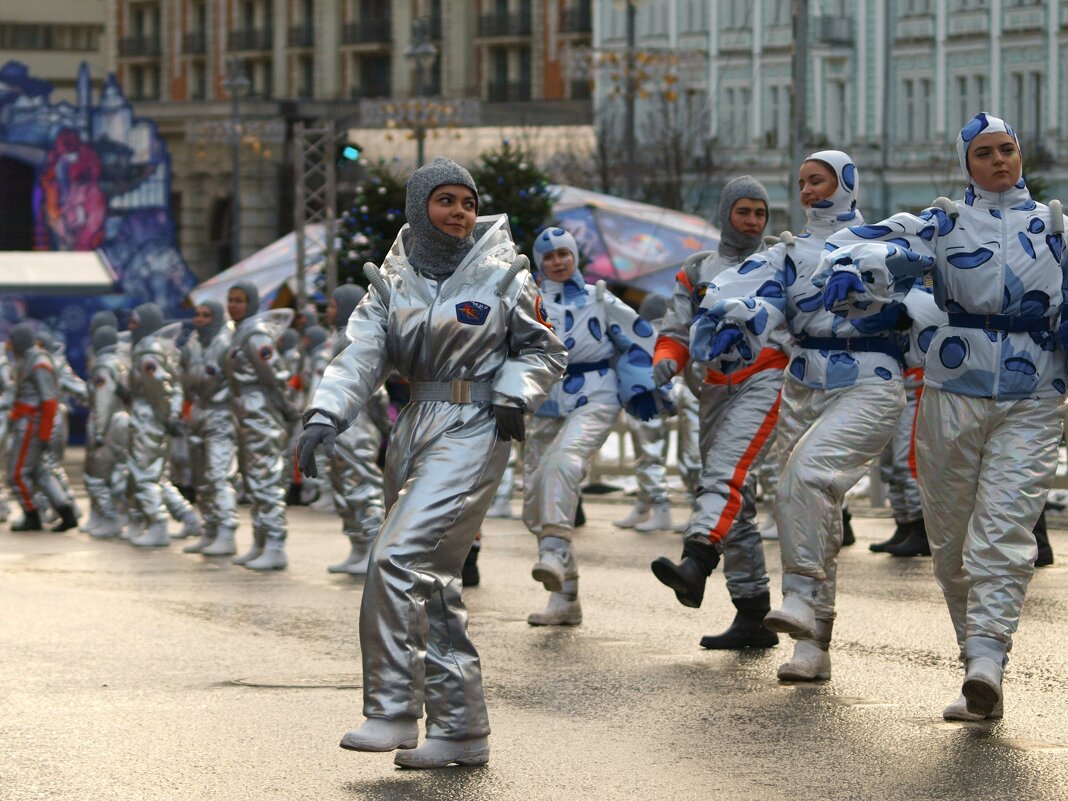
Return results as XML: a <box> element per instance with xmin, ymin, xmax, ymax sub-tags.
<box><xmin>13</xmin><ymin>419</ymin><xmax>37</xmax><ymax>510</ymax></box>
<box><xmin>908</xmin><ymin>384</ymin><xmax>923</xmax><ymax>480</ymax></box>
<box><xmin>705</xmin><ymin>393</ymin><xmax>782</xmax><ymax>543</ymax></box>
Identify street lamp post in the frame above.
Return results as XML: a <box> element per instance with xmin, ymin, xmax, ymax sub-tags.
<box><xmin>404</xmin><ymin>18</ymin><xmax>438</xmax><ymax>168</ymax></box>
<box><xmin>222</xmin><ymin>58</ymin><xmax>250</xmax><ymax>266</ymax></box>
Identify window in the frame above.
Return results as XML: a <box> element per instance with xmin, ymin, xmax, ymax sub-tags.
<box><xmin>766</xmin><ymin>83</ymin><xmax>789</xmax><ymax>149</ymax></box>
<box><xmin>825</xmin><ymin>79</ymin><xmax>847</xmax><ymax>144</ymax></box>
<box><xmin>770</xmin><ymin>0</ymin><xmax>790</xmax><ymax>25</ymax></box>
<box><xmin>900</xmin><ymin>79</ymin><xmax>915</xmax><ymax>142</ymax></box>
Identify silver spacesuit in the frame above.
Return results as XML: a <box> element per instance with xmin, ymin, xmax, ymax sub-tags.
<box><xmin>650</xmin><ymin>176</ymin><xmax>784</xmax><ymax>651</ymax></box>
<box><xmin>35</xmin><ymin>333</ymin><xmax>85</xmax><ymax>530</ymax></box>
<box><xmin>181</xmin><ymin>300</ymin><xmax>240</xmax><ymax>556</ymax></box>
<box><xmin>83</xmin><ymin>325</ymin><xmax>131</xmax><ymax>538</ymax></box>
<box><xmin>690</xmin><ymin>153</ymin><xmax>906</xmax><ymax>680</ymax></box>
<box><xmin>225</xmin><ymin>282</ymin><xmax>296</xmax><ymax>570</ymax></box>
<box><xmin>301</xmin><ymin>157</ymin><xmax>565</xmax><ymax>768</ymax></box>
<box><xmin>126</xmin><ymin>304</ymin><xmax>197</xmax><ymax>547</ymax></box>
<box><xmin>6</xmin><ymin>323</ymin><xmax>75</xmax><ymax>531</ymax></box>
<box><xmin>821</xmin><ymin>113</ymin><xmax>1065</xmax><ymax>720</ymax></box>
<box><xmin>524</xmin><ymin>226</ymin><xmax>661</xmax><ymax>626</ymax></box>
<box><xmin>0</xmin><ymin>350</ymin><xmax>12</xmax><ymax>523</ymax></box>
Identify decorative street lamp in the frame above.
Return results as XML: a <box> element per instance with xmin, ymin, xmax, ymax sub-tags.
<box><xmin>404</xmin><ymin>18</ymin><xmax>438</xmax><ymax>168</ymax></box>
<box><xmin>222</xmin><ymin>58</ymin><xmax>250</xmax><ymax>266</ymax></box>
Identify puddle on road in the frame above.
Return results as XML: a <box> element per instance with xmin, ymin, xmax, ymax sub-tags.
<box><xmin>229</xmin><ymin>675</ymin><xmax>361</xmax><ymax>689</ymax></box>
<box><xmin>825</xmin><ymin>695</ymin><xmax>895</xmax><ymax>708</ymax></box>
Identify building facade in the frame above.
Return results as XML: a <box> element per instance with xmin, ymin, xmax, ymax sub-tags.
<box><xmin>594</xmin><ymin>0</ymin><xmax>1068</xmax><ymax>227</ymax></box>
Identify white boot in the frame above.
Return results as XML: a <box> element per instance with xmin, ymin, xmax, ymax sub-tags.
<box><xmin>531</xmin><ymin>537</ymin><xmax>576</xmax><ymax>592</ymax></box>
<box><xmin>612</xmin><ymin>501</ymin><xmax>650</xmax><ymax>529</ymax></box>
<box><xmin>328</xmin><ymin>536</ymin><xmax>371</xmax><ymax>574</ymax></box>
<box><xmin>201</xmin><ymin>528</ymin><xmax>237</xmax><ymax>556</ymax></box>
<box><xmin>485</xmin><ymin>497</ymin><xmax>513</xmax><ymax>519</ymax></box>
<box><xmin>394</xmin><ymin>736</ymin><xmax>490</xmax><ymax>768</ymax></box>
<box><xmin>122</xmin><ymin>519</ymin><xmax>143</xmax><ymax>542</ymax></box>
<box><xmin>174</xmin><ymin>510</ymin><xmax>202</xmax><ymax>540</ymax></box>
<box><xmin>634</xmin><ymin>501</ymin><xmax>674</xmax><ymax>532</ymax></box>
<box><xmin>943</xmin><ymin>692</ymin><xmax>1004</xmax><ymax>721</ymax></box>
<box><xmin>962</xmin><ymin>657</ymin><xmax>1004</xmax><ymax>718</ymax></box>
<box><xmin>339</xmin><ymin>717</ymin><xmax>418</xmax><ymax>752</ymax></box>
<box><xmin>528</xmin><ymin>578</ymin><xmax>582</xmax><ymax>626</ymax></box>
<box><xmin>231</xmin><ymin>534</ymin><xmax>264</xmax><ymax>565</ymax></box>
<box><xmin>80</xmin><ymin>508</ymin><xmax>103</xmax><ymax>535</ymax></box>
<box><xmin>183</xmin><ymin>529</ymin><xmax>216</xmax><ymax>554</ymax></box>
<box><xmin>763</xmin><ymin>593</ymin><xmax>817</xmax><ymax>639</ymax></box>
<box><xmin>131</xmin><ymin>521</ymin><xmax>171</xmax><ymax>548</ymax></box>
<box><xmin>245</xmin><ymin>541</ymin><xmax>287</xmax><ymax>571</ymax></box>
<box><xmin>777</xmin><ymin>638</ymin><xmax>831</xmax><ymax>681</ymax></box>
<box><xmin>89</xmin><ymin>516</ymin><xmax>124</xmax><ymax>539</ymax></box>
<box><xmin>759</xmin><ymin>512</ymin><xmax>779</xmax><ymax>541</ymax></box>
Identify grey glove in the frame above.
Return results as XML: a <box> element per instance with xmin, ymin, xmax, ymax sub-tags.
<box><xmin>653</xmin><ymin>359</ymin><xmax>678</xmax><ymax>386</ymax></box>
<box><xmin>297</xmin><ymin>422</ymin><xmax>337</xmax><ymax>478</ymax></box>
<box><xmin>493</xmin><ymin>405</ymin><xmax>525</xmax><ymax>442</ymax></box>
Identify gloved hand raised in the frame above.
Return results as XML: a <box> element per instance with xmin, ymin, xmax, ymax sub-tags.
<box><xmin>707</xmin><ymin>325</ymin><xmax>744</xmax><ymax>360</ymax></box>
<box><xmin>493</xmin><ymin>405</ymin><xmax>525</xmax><ymax>442</ymax></box>
<box><xmin>653</xmin><ymin>358</ymin><xmax>678</xmax><ymax>386</ymax></box>
<box><xmin>822</xmin><ymin>270</ymin><xmax>865</xmax><ymax>314</ymax></box>
<box><xmin>297</xmin><ymin>422</ymin><xmax>337</xmax><ymax>478</ymax></box>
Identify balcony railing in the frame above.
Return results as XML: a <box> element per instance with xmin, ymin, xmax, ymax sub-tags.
<box><xmin>349</xmin><ymin>82</ymin><xmax>391</xmax><ymax>100</ymax></box>
<box><xmin>487</xmin><ymin>80</ymin><xmax>531</xmax><ymax>102</ymax></box>
<box><xmin>288</xmin><ymin>25</ymin><xmax>314</xmax><ymax>47</ymax></box>
<box><xmin>118</xmin><ymin>35</ymin><xmax>161</xmax><ymax>57</ymax></box>
<box><xmin>182</xmin><ymin>31</ymin><xmax>207</xmax><ymax>54</ymax></box>
<box><xmin>561</xmin><ymin>4</ymin><xmax>592</xmax><ymax>34</ymax></box>
<box><xmin>342</xmin><ymin>17</ymin><xmax>391</xmax><ymax>45</ymax></box>
<box><xmin>478</xmin><ymin>12</ymin><xmax>532</xmax><ymax>38</ymax></box>
<box><xmin>228</xmin><ymin>28</ymin><xmax>272</xmax><ymax>51</ymax></box>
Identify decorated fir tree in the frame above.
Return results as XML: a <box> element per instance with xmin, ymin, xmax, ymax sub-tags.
<box><xmin>470</xmin><ymin>140</ymin><xmax>554</xmax><ymax>261</ymax></box>
<box><xmin>337</xmin><ymin>159</ymin><xmax>408</xmax><ymax>285</ymax></box>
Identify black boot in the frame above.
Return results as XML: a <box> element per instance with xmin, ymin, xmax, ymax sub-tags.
<box><xmin>870</xmin><ymin>521</ymin><xmax>911</xmax><ymax>553</ymax></box>
<box><xmin>574</xmin><ymin>497</ymin><xmax>586</xmax><ymax>528</ymax></box>
<box><xmin>886</xmin><ymin>517</ymin><xmax>931</xmax><ymax>557</ymax></box>
<box><xmin>699</xmin><ymin>592</ymin><xmax>780</xmax><ymax>650</ymax></box>
<box><xmin>11</xmin><ymin>509</ymin><xmax>42</xmax><ymax>532</ymax></box>
<box><xmin>841</xmin><ymin>507</ymin><xmax>855</xmax><ymax>546</ymax></box>
<box><xmin>1034</xmin><ymin>509</ymin><xmax>1054</xmax><ymax>567</ymax></box>
<box><xmin>51</xmin><ymin>505</ymin><xmax>78</xmax><ymax>532</ymax></box>
<box><xmin>650</xmin><ymin>539</ymin><xmax>719</xmax><ymax>608</ymax></box>
<box><xmin>462</xmin><ymin>546</ymin><xmax>480</xmax><ymax>587</ymax></box>
<box><xmin>285</xmin><ymin>483</ymin><xmax>303</xmax><ymax>506</ymax></box>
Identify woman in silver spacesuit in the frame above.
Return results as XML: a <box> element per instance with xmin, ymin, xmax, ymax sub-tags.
<box><xmin>224</xmin><ymin>281</ymin><xmax>296</xmax><ymax>570</ymax></box>
<box><xmin>298</xmin><ymin>158</ymin><xmax>566</xmax><ymax>768</ymax></box>
<box><xmin>821</xmin><ymin>113</ymin><xmax>1067</xmax><ymax>721</ymax></box>
<box><xmin>83</xmin><ymin>325</ymin><xmax>130</xmax><ymax>539</ymax></box>
<box><xmin>523</xmin><ymin>227</ymin><xmax>661</xmax><ymax>626</ymax></box>
<box><xmin>689</xmin><ymin>153</ymin><xmax>907</xmax><ymax>682</ymax></box>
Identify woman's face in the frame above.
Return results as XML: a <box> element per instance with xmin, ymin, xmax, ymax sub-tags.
<box><xmin>798</xmin><ymin>161</ymin><xmax>839</xmax><ymax>207</ymax></box>
<box><xmin>427</xmin><ymin>184</ymin><xmax>477</xmax><ymax>239</ymax></box>
<box><xmin>967</xmin><ymin>132</ymin><xmax>1022</xmax><ymax>193</ymax></box>
<box><xmin>325</xmin><ymin>297</ymin><xmax>337</xmax><ymax>327</ymax></box>
<box><xmin>541</xmin><ymin>247</ymin><xmax>577</xmax><ymax>283</ymax></box>
<box><xmin>227</xmin><ymin>288</ymin><xmax>249</xmax><ymax>322</ymax></box>
<box><xmin>193</xmin><ymin>304</ymin><xmax>214</xmax><ymax>329</ymax></box>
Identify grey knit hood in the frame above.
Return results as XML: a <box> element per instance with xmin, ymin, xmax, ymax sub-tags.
<box><xmin>195</xmin><ymin>300</ymin><xmax>227</xmax><ymax>345</ymax></box>
<box><xmin>92</xmin><ymin>325</ymin><xmax>119</xmax><ymax>353</ymax></box>
<box><xmin>404</xmin><ymin>157</ymin><xmax>479</xmax><ymax>278</ymax></box>
<box><xmin>331</xmin><ymin>284</ymin><xmax>365</xmax><ymax>330</ymax></box>
<box><xmin>717</xmin><ymin>175</ymin><xmax>770</xmax><ymax>261</ymax></box>
<box><xmin>9</xmin><ymin>322</ymin><xmax>37</xmax><ymax>356</ymax></box>
<box><xmin>131</xmin><ymin>303</ymin><xmax>164</xmax><ymax>344</ymax></box>
<box><xmin>230</xmin><ymin>280</ymin><xmax>260</xmax><ymax>321</ymax></box>
<box><xmin>90</xmin><ymin>310</ymin><xmax>118</xmax><ymax>333</ymax></box>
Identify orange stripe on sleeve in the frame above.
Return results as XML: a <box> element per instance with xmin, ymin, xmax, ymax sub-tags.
<box><xmin>654</xmin><ymin>336</ymin><xmax>690</xmax><ymax>369</ymax></box>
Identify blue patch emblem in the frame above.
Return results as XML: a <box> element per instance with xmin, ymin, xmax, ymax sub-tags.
<box><xmin>455</xmin><ymin>301</ymin><xmax>491</xmax><ymax>326</ymax></box>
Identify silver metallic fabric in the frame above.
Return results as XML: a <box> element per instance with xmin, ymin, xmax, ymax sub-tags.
<box><xmin>623</xmin><ymin>412</ymin><xmax>670</xmax><ymax>506</ymax></box>
<box><xmin>775</xmin><ymin>380</ymin><xmax>905</xmax><ymax>619</ymax></box>
<box><xmin>183</xmin><ymin>327</ymin><xmax>238</xmax><ymax>538</ymax></box>
<box><xmin>85</xmin><ymin>347</ymin><xmax>129</xmax><ymax>521</ymax></box>
<box><xmin>7</xmin><ymin>345</ymin><xmax>69</xmax><ymax>512</ymax></box>
<box><xmin>673</xmin><ymin>380</ymin><xmax>701</xmax><ymax>500</ymax></box>
<box><xmin>916</xmin><ymin>388</ymin><xmax>1062</xmax><ymax>652</ymax></box>
<box><xmin>308</xmin><ymin>215</ymin><xmax>565</xmax><ymax>738</ymax></box>
<box><xmin>878</xmin><ymin>384</ymin><xmax>923</xmax><ymax>525</ymax></box>
<box><xmin>523</xmin><ymin>402</ymin><xmax>620</xmax><ymax>538</ymax></box>
<box><xmin>226</xmin><ymin>311</ymin><xmax>293</xmax><ymax>546</ymax></box>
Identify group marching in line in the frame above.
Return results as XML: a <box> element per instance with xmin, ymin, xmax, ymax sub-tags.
<box><xmin>2</xmin><ymin>112</ymin><xmax>1063</xmax><ymax>768</ymax></box>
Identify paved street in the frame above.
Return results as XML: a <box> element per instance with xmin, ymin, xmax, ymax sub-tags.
<box><xmin>2</xmin><ymin>493</ymin><xmax>1067</xmax><ymax>801</ymax></box>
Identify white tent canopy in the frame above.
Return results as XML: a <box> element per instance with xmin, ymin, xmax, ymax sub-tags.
<box><xmin>0</xmin><ymin>250</ymin><xmax>118</xmax><ymax>295</ymax></box>
<box><xmin>188</xmin><ymin>224</ymin><xmax>327</xmax><ymax>307</ymax></box>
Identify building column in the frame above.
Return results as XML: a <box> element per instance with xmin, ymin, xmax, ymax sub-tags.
<box><xmin>935</xmin><ymin>0</ymin><xmax>947</xmax><ymax>138</ymax></box>
<box><xmin>990</xmin><ymin>0</ymin><xmax>1002</xmax><ymax>116</ymax></box>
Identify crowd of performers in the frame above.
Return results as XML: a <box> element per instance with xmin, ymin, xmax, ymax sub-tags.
<box><xmin>2</xmin><ymin>112</ymin><xmax>1064</xmax><ymax>767</ymax></box>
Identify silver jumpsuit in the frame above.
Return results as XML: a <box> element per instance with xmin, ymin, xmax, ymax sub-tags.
<box><xmin>0</xmin><ymin>353</ymin><xmax>12</xmax><ymax>522</ymax></box>
<box><xmin>307</xmin><ymin>214</ymin><xmax>565</xmax><ymax>741</ymax></box>
<box><xmin>85</xmin><ymin>337</ymin><xmax>131</xmax><ymax>537</ymax></box>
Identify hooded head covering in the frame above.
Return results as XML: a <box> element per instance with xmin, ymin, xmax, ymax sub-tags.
<box><xmin>37</xmin><ymin>330</ymin><xmax>59</xmax><ymax>352</ymax></box>
<box><xmin>532</xmin><ymin>227</ymin><xmax>579</xmax><ymax>271</ymax></box>
<box><xmin>717</xmin><ymin>176</ymin><xmax>770</xmax><ymax>260</ymax></box>
<box><xmin>230</xmin><ymin>281</ymin><xmax>260</xmax><ymax>321</ymax></box>
<box><xmin>637</xmin><ymin>293</ymin><xmax>669</xmax><ymax>325</ymax></box>
<box><xmin>331</xmin><ymin>284</ymin><xmax>365</xmax><ymax>330</ymax></box>
<box><xmin>130</xmin><ymin>303</ymin><xmax>164</xmax><ymax>344</ymax></box>
<box><xmin>303</xmin><ymin>325</ymin><xmax>329</xmax><ymax>352</ymax></box>
<box><xmin>404</xmin><ymin>157</ymin><xmax>479</xmax><ymax>278</ymax></box>
<box><xmin>90</xmin><ymin>310</ymin><xmax>118</xmax><ymax>333</ymax></box>
<box><xmin>956</xmin><ymin>112</ymin><xmax>1030</xmax><ymax>206</ymax></box>
<box><xmin>195</xmin><ymin>300</ymin><xmax>227</xmax><ymax>345</ymax></box>
<box><xmin>281</xmin><ymin>328</ymin><xmax>299</xmax><ymax>352</ymax></box>
<box><xmin>803</xmin><ymin>150</ymin><xmax>861</xmax><ymax>233</ymax></box>
<box><xmin>9</xmin><ymin>322</ymin><xmax>37</xmax><ymax>356</ymax></box>
<box><xmin>92</xmin><ymin>325</ymin><xmax>119</xmax><ymax>353</ymax></box>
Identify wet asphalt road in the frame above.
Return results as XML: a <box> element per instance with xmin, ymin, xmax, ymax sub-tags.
<box><xmin>2</xmin><ymin>495</ymin><xmax>1067</xmax><ymax>801</ymax></box>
